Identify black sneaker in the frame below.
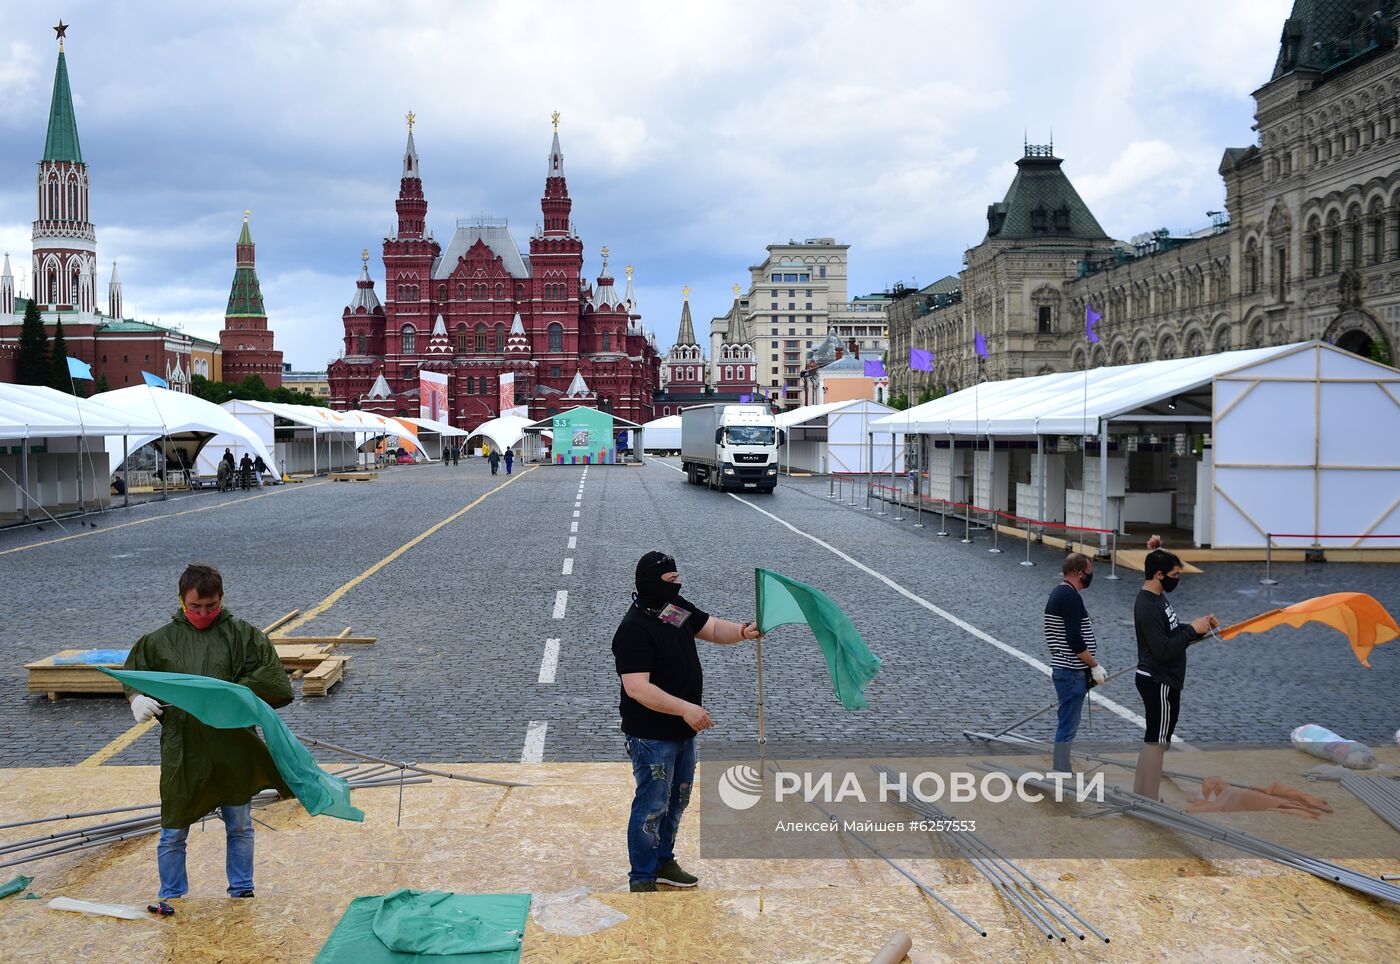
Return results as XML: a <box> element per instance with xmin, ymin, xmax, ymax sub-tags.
<box><xmin>232</xmin><ymin>890</ymin><xmax>255</xmax><ymax>899</ymax></box>
<box><xmin>655</xmin><ymin>859</ymin><xmax>698</xmax><ymax>888</ymax></box>
<box><xmin>629</xmin><ymin>881</ymin><xmax>657</xmax><ymax>893</ymax></box>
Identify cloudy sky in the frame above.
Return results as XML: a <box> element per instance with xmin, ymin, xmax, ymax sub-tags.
<box><xmin>0</xmin><ymin>1</ymin><xmax>1288</xmax><ymax>368</ymax></box>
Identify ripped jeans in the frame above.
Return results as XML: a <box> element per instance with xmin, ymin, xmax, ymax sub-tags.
<box><xmin>624</xmin><ymin>735</ymin><xmax>696</xmax><ymax>884</ymax></box>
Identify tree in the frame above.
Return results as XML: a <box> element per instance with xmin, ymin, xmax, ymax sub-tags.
<box><xmin>887</xmin><ymin>393</ymin><xmax>910</xmax><ymax>411</ymax></box>
<box><xmin>93</xmin><ymin>373</ymin><xmax>111</xmax><ymax>395</ymax></box>
<box><xmin>16</xmin><ymin>301</ymin><xmax>49</xmax><ymax>385</ymax></box>
<box><xmin>48</xmin><ymin>319</ymin><xmax>73</xmax><ymax>394</ymax></box>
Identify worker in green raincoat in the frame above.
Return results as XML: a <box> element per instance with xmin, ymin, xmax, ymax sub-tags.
<box><xmin>122</xmin><ymin>564</ymin><xmax>293</xmax><ymax>902</ymax></box>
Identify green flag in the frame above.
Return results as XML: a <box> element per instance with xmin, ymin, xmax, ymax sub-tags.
<box><xmin>101</xmin><ymin>668</ymin><xmax>364</xmax><ymax>822</ymax></box>
<box><xmin>755</xmin><ymin>568</ymin><xmax>881</xmax><ymax>710</ymax></box>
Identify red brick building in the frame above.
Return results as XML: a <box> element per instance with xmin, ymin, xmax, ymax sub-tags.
<box><xmin>327</xmin><ymin>116</ymin><xmax>661</xmax><ymax>428</ymax></box>
<box><xmin>219</xmin><ymin>213</ymin><xmax>283</xmax><ymax>388</ymax></box>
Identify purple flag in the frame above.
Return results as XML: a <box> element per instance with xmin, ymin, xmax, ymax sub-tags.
<box><xmin>909</xmin><ymin>348</ymin><xmax>933</xmax><ymax>372</ymax></box>
<box><xmin>974</xmin><ymin>330</ymin><xmax>988</xmax><ymax>360</ymax></box>
<box><xmin>740</xmin><ymin>394</ymin><xmax>751</xmax><ymax>403</ymax></box>
<box><xmin>863</xmin><ymin>359</ymin><xmax>887</xmax><ymax>378</ymax></box>
<box><xmin>1086</xmin><ymin>304</ymin><xmax>1101</xmax><ymax>344</ymax></box>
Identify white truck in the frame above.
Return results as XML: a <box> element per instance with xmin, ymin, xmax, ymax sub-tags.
<box><xmin>679</xmin><ymin>403</ymin><xmax>783</xmax><ymax>493</ymax></box>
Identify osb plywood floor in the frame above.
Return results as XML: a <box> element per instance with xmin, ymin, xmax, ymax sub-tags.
<box><xmin>0</xmin><ymin>753</ymin><xmax>1398</xmax><ymax>963</ymax></box>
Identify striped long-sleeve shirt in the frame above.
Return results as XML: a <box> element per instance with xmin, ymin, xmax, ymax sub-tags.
<box><xmin>1044</xmin><ymin>583</ymin><xmax>1097</xmax><ymax>670</ymax></box>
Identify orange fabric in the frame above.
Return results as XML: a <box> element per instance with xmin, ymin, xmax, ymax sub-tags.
<box><xmin>1187</xmin><ymin>776</ymin><xmax>1332</xmax><ymax>818</ymax></box>
<box><xmin>1217</xmin><ymin>592</ymin><xmax>1398</xmax><ymax>668</ymax></box>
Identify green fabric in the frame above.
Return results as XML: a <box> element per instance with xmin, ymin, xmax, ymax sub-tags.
<box><xmin>315</xmin><ymin>890</ymin><xmax>529</xmax><ymax>963</ymax></box>
<box><xmin>755</xmin><ymin>568</ymin><xmax>881</xmax><ymax>710</ymax></box>
<box><xmin>0</xmin><ymin>876</ymin><xmax>33</xmax><ymax>900</ymax></box>
<box><xmin>103</xmin><ymin>666</ymin><xmax>362</xmax><ymax>825</ymax></box>
<box><xmin>43</xmin><ymin>51</ymin><xmax>82</xmax><ymax>163</ymax></box>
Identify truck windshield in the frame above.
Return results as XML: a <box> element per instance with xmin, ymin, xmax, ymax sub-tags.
<box><xmin>725</xmin><ymin>426</ymin><xmax>775</xmax><ymax>446</ymax></box>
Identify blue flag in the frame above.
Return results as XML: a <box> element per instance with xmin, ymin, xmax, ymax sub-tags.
<box><xmin>740</xmin><ymin>394</ymin><xmax>751</xmax><ymax>403</ymax></box>
<box><xmin>974</xmin><ymin>330</ymin><xmax>988</xmax><ymax>359</ymax></box>
<box><xmin>141</xmin><ymin>370</ymin><xmax>168</xmax><ymax>389</ymax></box>
<box><xmin>863</xmin><ymin>359</ymin><xmax>887</xmax><ymax>378</ymax></box>
<box><xmin>1086</xmin><ymin>304</ymin><xmax>1101</xmax><ymax>344</ymax></box>
<box><xmin>909</xmin><ymin>348</ymin><xmax>933</xmax><ymax>372</ymax></box>
<box><xmin>65</xmin><ymin>356</ymin><xmax>93</xmax><ymax>380</ymax></box>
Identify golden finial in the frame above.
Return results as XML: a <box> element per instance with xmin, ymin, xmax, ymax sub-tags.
<box><xmin>625</xmin><ymin>265</ymin><xmax>634</xmax><ymax>279</ymax></box>
<box><xmin>361</xmin><ymin>248</ymin><xmax>369</xmax><ymax>265</ymax></box>
<box><xmin>732</xmin><ymin>283</ymin><xmax>741</xmax><ymax>297</ymax></box>
<box><xmin>601</xmin><ymin>245</ymin><xmax>610</xmax><ymax>271</ymax></box>
<box><xmin>682</xmin><ymin>285</ymin><xmax>691</xmax><ymax>301</ymax></box>
<box><xmin>243</xmin><ymin>209</ymin><xmax>250</xmax><ymax>221</ymax></box>
<box><xmin>406</xmin><ymin>111</ymin><xmax>416</xmax><ymax>133</ymax></box>
<box><xmin>551</xmin><ymin>110</ymin><xmax>560</xmax><ymax>131</ymax></box>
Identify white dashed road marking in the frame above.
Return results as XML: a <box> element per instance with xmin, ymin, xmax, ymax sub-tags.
<box><xmin>521</xmin><ymin>721</ymin><xmax>547</xmax><ymax>763</ymax></box>
<box><xmin>538</xmin><ymin>639</ymin><xmax>561</xmax><ymax>684</ymax></box>
<box><xmin>562</xmin><ymin>557</ymin><xmax>573</xmax><ymax>575</ymax></box>
<box><xmin>568</xmin><ymin>536</ymin><xmax>577</xmax><ymax>549</ymax></box>
<box><xmin>570</xmin><ymin>521</ymin><xmax>578</xmax><ymax>533</ymax></box>
<box><xmin>553</xmin><ymin>589</ymin><xmax>568</xmax><ymax>619</ymax></box>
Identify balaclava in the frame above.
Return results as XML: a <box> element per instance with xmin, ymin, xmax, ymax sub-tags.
<box><xmin>635</xmin><ymin>551</ymin><xmax>681</xmax><ymax>607</ymax></box>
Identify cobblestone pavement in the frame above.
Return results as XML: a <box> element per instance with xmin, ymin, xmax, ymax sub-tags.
<box><xmin>2</xmin><ymin>457</ymin><xmax>1397</xmax><ymax>769</ymax></box>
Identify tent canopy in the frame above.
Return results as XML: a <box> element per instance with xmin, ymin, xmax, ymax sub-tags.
<box><xmin>465</xmin><ymin>414</ymin><xmax>534</xmax><ymax>452</ymax></box>
<box><xmin>777</xmin><ymin>398</ymin><xmax>895</xmax><ymax>429</ymax></box>
<box><xmin>871</xmin><ymin>343</ymin><xmax>1308</xmax><ymax>437</ymax></box>
<box><xmin>90</xmin><ymin>385</ymin><xmax>275</xmax><ymax>470</ymax></box>
<box><xmin>0</xmin><ymin>383</ymin><xmax>165</xmax><ymax>439</ymax></box>
<box><xmin>401</xmin><ymin>416</ymin><xmax>469</xmax><ymax>438</ymax></box>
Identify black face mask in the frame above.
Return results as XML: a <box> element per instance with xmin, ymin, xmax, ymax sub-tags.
<box><xmin>1080</xmin><ymin>571</ymin><xmax>1093</xmax><ymax>590</ymax></box>
<box><xmin>635</xmin><ymin>551</ymin><xmax>681</xmax><ymax>607</ymax></box>
<box><xmin>1160</xmin><ymin>574</ymin><xmax>1179</xmax><ymax>593</ymax></box>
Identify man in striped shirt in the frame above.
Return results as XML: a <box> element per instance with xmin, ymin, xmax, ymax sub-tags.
<box><xmin>1043</xmin><ymin>553</ymin><xmax>1107</xmax><ymax>773</ymax></box>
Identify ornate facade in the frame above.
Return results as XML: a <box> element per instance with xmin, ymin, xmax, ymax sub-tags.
<box><xmin>327</xmin><ymin>117</ymin><xmax>661</xmax><ymax>428</ymax></box>
<box><xmin>892</xmin><ymin>1</ymin><xmax>1400</xmax><ymax>399</ymax></box>
<box><xmin>219</xmin><ymin>213</ymin><xmax>283</xmax><ymax>388</ymax></box>
<box><xmin>652</xmin><ymin>287</ymin><xmax>757</xmax><ymax>417</ymax></box>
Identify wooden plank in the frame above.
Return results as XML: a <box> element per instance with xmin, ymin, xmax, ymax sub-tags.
<box><xmin>271</xmin><ymin>635</ymin><xmax>376</xmax><ymax>645</ymax></box>
<box><xmin>329</xmin><ymin>472</ymin><xmax>378</xmax><ymax>482</ymax></box>
<box><xmin>262</xmin><ymin>610</ymin><xmax>301</xmax><ymax>634</ymax></box>
<box><xmin>24</xmin><ymin>651</ymin><xmax>126</xmax><ymax>696</ymax></box>
<box><xmin>301</xmin><ymin>656</ymin><xmax>348</xmax><ymax>697</ymax></box>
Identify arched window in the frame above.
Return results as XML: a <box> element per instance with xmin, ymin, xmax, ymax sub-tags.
<box><xmin>396</xmin><ymin>284</ymin><xmax>405</xmax><ymax>301</ymax></box>
<box><xmin>515</xmin><ymin>284</ymin><xmax>524</xmax><ymax>300</ymax></box>
<box><xmin>548</xmin><ymin>323</ymin><xmax>563</xmax><ymax>352</ymax></box>
<box><xmin>473</xmin><ymin>283</ymin><xmax>487</xmax><ymax>300</ymax></box>
<box><xmin>356</xmin><ymin>334</ymin><xmax>366</xmax><ymax>355</ymax></box>
<box><xmin>495</xmin><ymin>283</ymin><xmax>503</xmax><ymax>300</ymax></box>
<box><xmin>725</xmin><ymin>366</ymin><xmax>733</xmax><ymax>381</ymax></box>
<box><xmin>475</xmin><ymin>324</ymin><xmax>488</xmax><ymax>352</ymax></box>
<box><xmin>465</xmin><ymin>377</ymin><xmax>474</xmax><ymax>395</ymax></box>
<box><xmin>456</xmin><ymin>283</ymin><xmax>466</xmax><ymax>299</ymax></box>
<box><xmin>602</xmin><ymin>331</ymin><xmax>611</xmax><ymax>351</ymax></box>
<box><xmin>456</xmin><ymin>325</ymin><xmax>468</xmax><ymax>353</ymax></box>
<box><xmin>48</xmin><ymin>182</ymin><xmax>58</xmax><ymax>218</ymax></box>
<box><xmin>494</xmin><ymin>324</ymin><xmax>505</xmax><ymax>351</ymax></box>
<box><xmin>438</xmin><ymin>285</ymin><xmax>447</xmax><ymax>301</ymax></box>
<box><xmin>1351</xmin><ymin>220</ymin><xmax>1363</xmax><ymax>265</ymax></box>
<box><xmin>401</xmin><ymin>325</ymin><xmax>416</xmax><ymax>353</ymax></box>
<box><xmin>68</xmin><ymin>182</ymin><xmax>77</xmax><ymax>217</ymax></box>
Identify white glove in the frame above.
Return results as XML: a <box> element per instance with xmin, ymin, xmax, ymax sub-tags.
<box><xmin>1090</xmin><ymin>665</ymin><xmax>1107</xmax><ymax>685</ymax></box>
<box><xmin>130</xmin><ymin>695</ymin><xmax>163</xmax><ymax>723</ymax></box>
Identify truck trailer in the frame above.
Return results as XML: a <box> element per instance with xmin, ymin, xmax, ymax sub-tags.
<box><xmin>679</xmin><ymin>403</ymin><xmax>782</xmax><ymax>493</ymax></box>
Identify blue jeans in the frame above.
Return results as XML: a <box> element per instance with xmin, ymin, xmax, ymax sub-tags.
<box><xmin>624</xmin><ymin>736</ymin><xmax>696</xmax><ymax>884</ymax></box>
<box><xmin>157</xmin><ymin>804</ymin><xmax>254</xmax><ymax>898</ymax></box>
<box><xmin>1052</xmin><ymin>667</ymin><xmax>1089</xmax><ymax>744</ymax></box>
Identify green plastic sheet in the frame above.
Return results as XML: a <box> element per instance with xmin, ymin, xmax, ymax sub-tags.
<box><xmin>100</xmin><ymin>669</ymin><xmax>363</xmax><ymax>822</ymax></box>
<box><xmin>314</xmin><ymin>890</ymin><xmax>530</xmax><ymax>962</ymax></box>
<box><xmin>755</xmin><ymin>567</ymin><xmax>882</xmax><ymax>710</ymax></box>
<box><xmin>0</xmin><ymin>875</ymin><xmax>33</xmax><ymax>900</ymax></box>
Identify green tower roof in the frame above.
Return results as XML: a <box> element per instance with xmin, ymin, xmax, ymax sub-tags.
<box><xmin>43</xmin><ymin>50</ymin><xmax>83</xmax><ymax>163</ymax></box>
<box><xmin>226</xmin><ymin>268</ymin><xmax>266</xmax><ymax>318</ymax></box>
<box><xmin>238</xmin><ymin>216</ymin><xmax>253</xmax><ymax>246</ymax></box>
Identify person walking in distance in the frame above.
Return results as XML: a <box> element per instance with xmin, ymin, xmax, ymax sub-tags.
<box><xmin>612</xmin><ymin>552</ymin><xmax>761</xmax><ymax>892</ymax></box>
<box><xmin>488</xmin><ymin>447</ymin><xmax>501</xmax><ymax>476</ymax></box>
<box><xmin>504</xmin><ymin>447</ymin><xmax>514</xmax><ymax>475</ymax></box>
<box><xmin>1043</xmin><ymin>553</ymin><xmax>1106</xmax><ymax>774</ymax></box>
<box><xmin>1133</xmin><ymin>548</ymin><xmax>1216</xmax><ymax>800</ymax></box>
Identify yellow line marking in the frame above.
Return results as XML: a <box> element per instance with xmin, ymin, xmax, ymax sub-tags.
<box><xmin>79</xmin><ymin>466</ymin><xmax>535</xmax><ymax>766</ymax></box>
<box><xmin>1</xmin><ymin>482</ymin><xmax>330</xmax><ymax>557</ymax></box>
<box><xmin>79</xmin><ymin>719</ymin><xmax>156</xmax><ymax>768</ymax></box>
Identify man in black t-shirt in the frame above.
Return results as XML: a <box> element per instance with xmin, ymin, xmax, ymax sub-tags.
<box><xmin>612</xmin><ymin>551</ymin><xmax>761</xmax><ymax>892</ymax></box>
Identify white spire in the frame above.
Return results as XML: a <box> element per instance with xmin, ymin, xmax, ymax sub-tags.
<box><xmin>403</xmin><ymin>129</ymin><xmax>419</xmax><ymax>177</ymax></box>
<box><xmin>565</xmin><ymin>370</ymin><xmax>591</xmax><ymax>396</ymax></box>
<box><xmin>432</xmin><ymin>314</ymin><xmax>447</xmax><ymax>336</ymax></box>
<box><xmin>509</xmin><ymin>312</ymin><xmax>526</xmax><ymax>336</ymax></box>
<box><xmin>1</xmin><ymin>253</ymin><xmax>13</xmax><ymax>317</ymax></box>
<box><xmin>547</xmin><ymin>129</ymin><xmax>564</xmax><ymax>177</ymax></box>
<box><xmin>368</xmin><ymin>373</ymin><xmax>392</xmax><ymax>398</ymax></box>
<box><xmin>107</xmin><ymin>261</ymin><xmax>122</xmax><ymax>319</ymax></box>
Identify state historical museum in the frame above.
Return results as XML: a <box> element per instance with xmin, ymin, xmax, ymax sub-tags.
<box><xmin>328</xmin><ymin>116</ymin><xmax>661</xmax><ymax>429</ymax></box>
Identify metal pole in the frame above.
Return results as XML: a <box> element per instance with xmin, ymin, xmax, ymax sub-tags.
<box><xmin>961</xmin><ymin>439</ymin><xmax>972</xmax><ymax>543</ymax></box>
<box><xmin>297</xmin><ymin>736</ymin><xmax>527</xmax><ymax>788</ymax></box>
<box><xmin>121</xmin><ymin>436</ymin><xmax>129</xmax><ymax>507</ymax></box>
<box><xmin>892</xmin><ymin>435</ymin><xmax>903</xmax><ymax>521</ymax></box>
<box><xmin>1260</xmin><ymin>533</ymin><xmax>1278</xmax><ymax>585</ymax></box>
<box><xmin>1107</xmin><ymin>530</ymin><xmax>1119</xmax><ymax>580</ymax></box>
<box><xmin>865</xmin><ymin>432</ymin><xmax>872</xmax><ymax>510</ymax></box>
<box><xmin>978</xmin><ymin>667</ymin><xmax>1139</xmax><ymax>738</ymax></box>
<box><xmin>1098</xmin><ymin>422</ymin><xmax>1109</xmax><ymax>556</ymax></box>
<box><xmin>1021</xmin><ymin>514</ymin><xmax>1035</xmax><ymax>566</ymax></box>
<box><xmin>1036</xmin><ymin>433</ymin><xmax>1046</xmax><ymax>534</ymax></box>
<box><xmin>756</xmin><ymin>635</ymin><xmax>766</xmax><ymax>746</ymax></box>
<box><xmin>913</xmin><ymin>434</ymin><xmax>924</xmax><ymax>527</ymax></box>
<box><xmin>987</xmin><ymin>435</ymin><xmax>1001</xmax><ymax>551</ymax></box>
<box><xmin>20</xmin><ymin>442</ymin><xmax>29</xmax><ymax>522</ymax></box>
<box><xmin>161</xmin><ymin>436</ymin><xmax>168</xmax><ymax>501</ymax></box>
<box><xmin>937</xmin><ymin>436</ymin><xmax>949</xmax><ymax>536</ymax></box>
<box><xmin>829</xmin><ymin>469</ymin><xmax>835</xmax><ymax>498</ymax></box>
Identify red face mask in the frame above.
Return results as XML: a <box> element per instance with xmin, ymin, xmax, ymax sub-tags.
<box><xmin>181</xmin><ymin>599</ymin><xmax>222</xmax><ymax>630</ymax></box>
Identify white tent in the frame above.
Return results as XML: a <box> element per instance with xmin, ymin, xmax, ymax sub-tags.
<box><xmin>399</xmin><ymin>415</ymin><xmax>469</xmax><ymax>460</ymax></box>
<box><xmin>869</xmin><ymin>341</ymin><xmax>1400</xmax><ymax>548</ymax></box>
<box><xmin>465</xmin><ymin>414</ymin><xmax>534</xmax><ymax>454</ymax></box>
<box><xmin>228</xmin><ymin>400</ymin><xmax>364</xmax><ymax>474</ymax></box>
<box><xmin>92</xmin><ymin>386</ymin><xmax>275</xmax><ymax>477</ymax></box>
<box><xmin>1</xmin><ymin>383</ymin><xmax>165</xmax><ymax>438</ymax></box>
<box><xmin>641</xmin><ymin>415</ymin><xmax>681</xmax><ymax>453</ymax></box>
<box><xmin>776</xmin><ymin>399</ymin><xmax>902</xmax><ymax>475</ymax></box>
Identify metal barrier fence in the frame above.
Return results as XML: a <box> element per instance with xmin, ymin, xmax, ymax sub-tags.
<box><xmin>1259</xmin><ymin>531</ymin><xmax>1400</xmax><ymax>585</ymax></box>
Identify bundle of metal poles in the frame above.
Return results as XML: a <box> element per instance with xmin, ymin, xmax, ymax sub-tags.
<box><xmin>976</xmin><ymin>762</ymin><xmax>1400</xmax><ymax>907</ymax></box>
<box><xmin>0</xmin><ymin>766</ymin><xmax>428</xmax><ymax>870</ymax></box>
<box><xmin>870</xmin><ymin>765</ymin><xmax>1109</xmax><ymax>943</ymax></box>
<box><xmin>1339</xmin><ymin>774</ymin><xmax>1400</xmax><ymax>835</ymax></box>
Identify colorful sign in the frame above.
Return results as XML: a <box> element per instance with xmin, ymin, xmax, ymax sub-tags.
<box><xmin>419</xmin><ymin>370</ymin><xmax>448</xmax><ymax>421</ymax></box>
<box><xmin>498</xmin><ymin>372</ymin><xmax>527</xmax><ymax>418</ymax></box>
<box><xmin>550</xmin><ymin>407</ymin><xmax>616</xmax><ymax>464</ymax></box>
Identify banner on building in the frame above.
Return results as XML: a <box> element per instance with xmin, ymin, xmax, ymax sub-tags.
<box><xmin>498</xmin><ymin>372</ymin><xmax>528</xmax><ymax>418</ymax></box>
<box><xmin>419</xmin><ymin>370</ymin><xmax>449</xmax><ymax>422</ymax></box>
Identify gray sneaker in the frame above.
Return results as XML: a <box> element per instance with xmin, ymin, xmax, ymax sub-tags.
<box><xmin>655</xmin><ymin>859</ymin><xmax>698</xmax><ymax>888</ymax></box>
<box><xmin>629</xmin><ymin>881</ymin><xmax>657</xmax><ymax>893</ymax></box>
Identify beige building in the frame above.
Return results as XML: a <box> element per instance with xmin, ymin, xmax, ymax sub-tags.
<box><xmin>742</xmin><ymin>239</ymin><xmax>849</xmax><ymax>409</ymax></box>
<box><xmin>892</xmin><ymin>1</ymin><xmax>1400</xmax><ymax>397</ymax></box>
<box><xmin>283</xmin><ymin>369</ymin><xmax>331</xmax><ymax>399</ymax></box>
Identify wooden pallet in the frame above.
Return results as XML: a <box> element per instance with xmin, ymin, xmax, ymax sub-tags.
<box><xmin>329</xmin><ymin>472</ymin><xmax>378</xmax><ymax>482</ymax></box>
<box><xmin>24</xmin><ymin>652</ymin><xmax>126</xmax><ymax>701</ymax></box>
<box><xmin>301</xmin><ymin>655</ymin><xmax>348</xmax><ymax>697</ymax></box>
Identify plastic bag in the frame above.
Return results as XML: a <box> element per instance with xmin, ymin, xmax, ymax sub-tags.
<box><xmin>46</xmin><ymin>897</ymin><xmax>147</xmax><ymax>920</ymax></box>
<box><xmin>53</xmin><ymin>648</ymin><xmax>130</xmax><ymax>665</ymax></box>
<box><xmin>0</xmin><ymin>875</ymin><xmax>32</xmax><ymax>900</ymax></box>
<box><xmin>1290</xmin><ymin>724</ymin><xmax>1376</xmax><ymax>769</ymax></box>
<box><xmin>530</xmin><ymin>888</ymin><xmax>628</xmax><ymax>937</ymax></box>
